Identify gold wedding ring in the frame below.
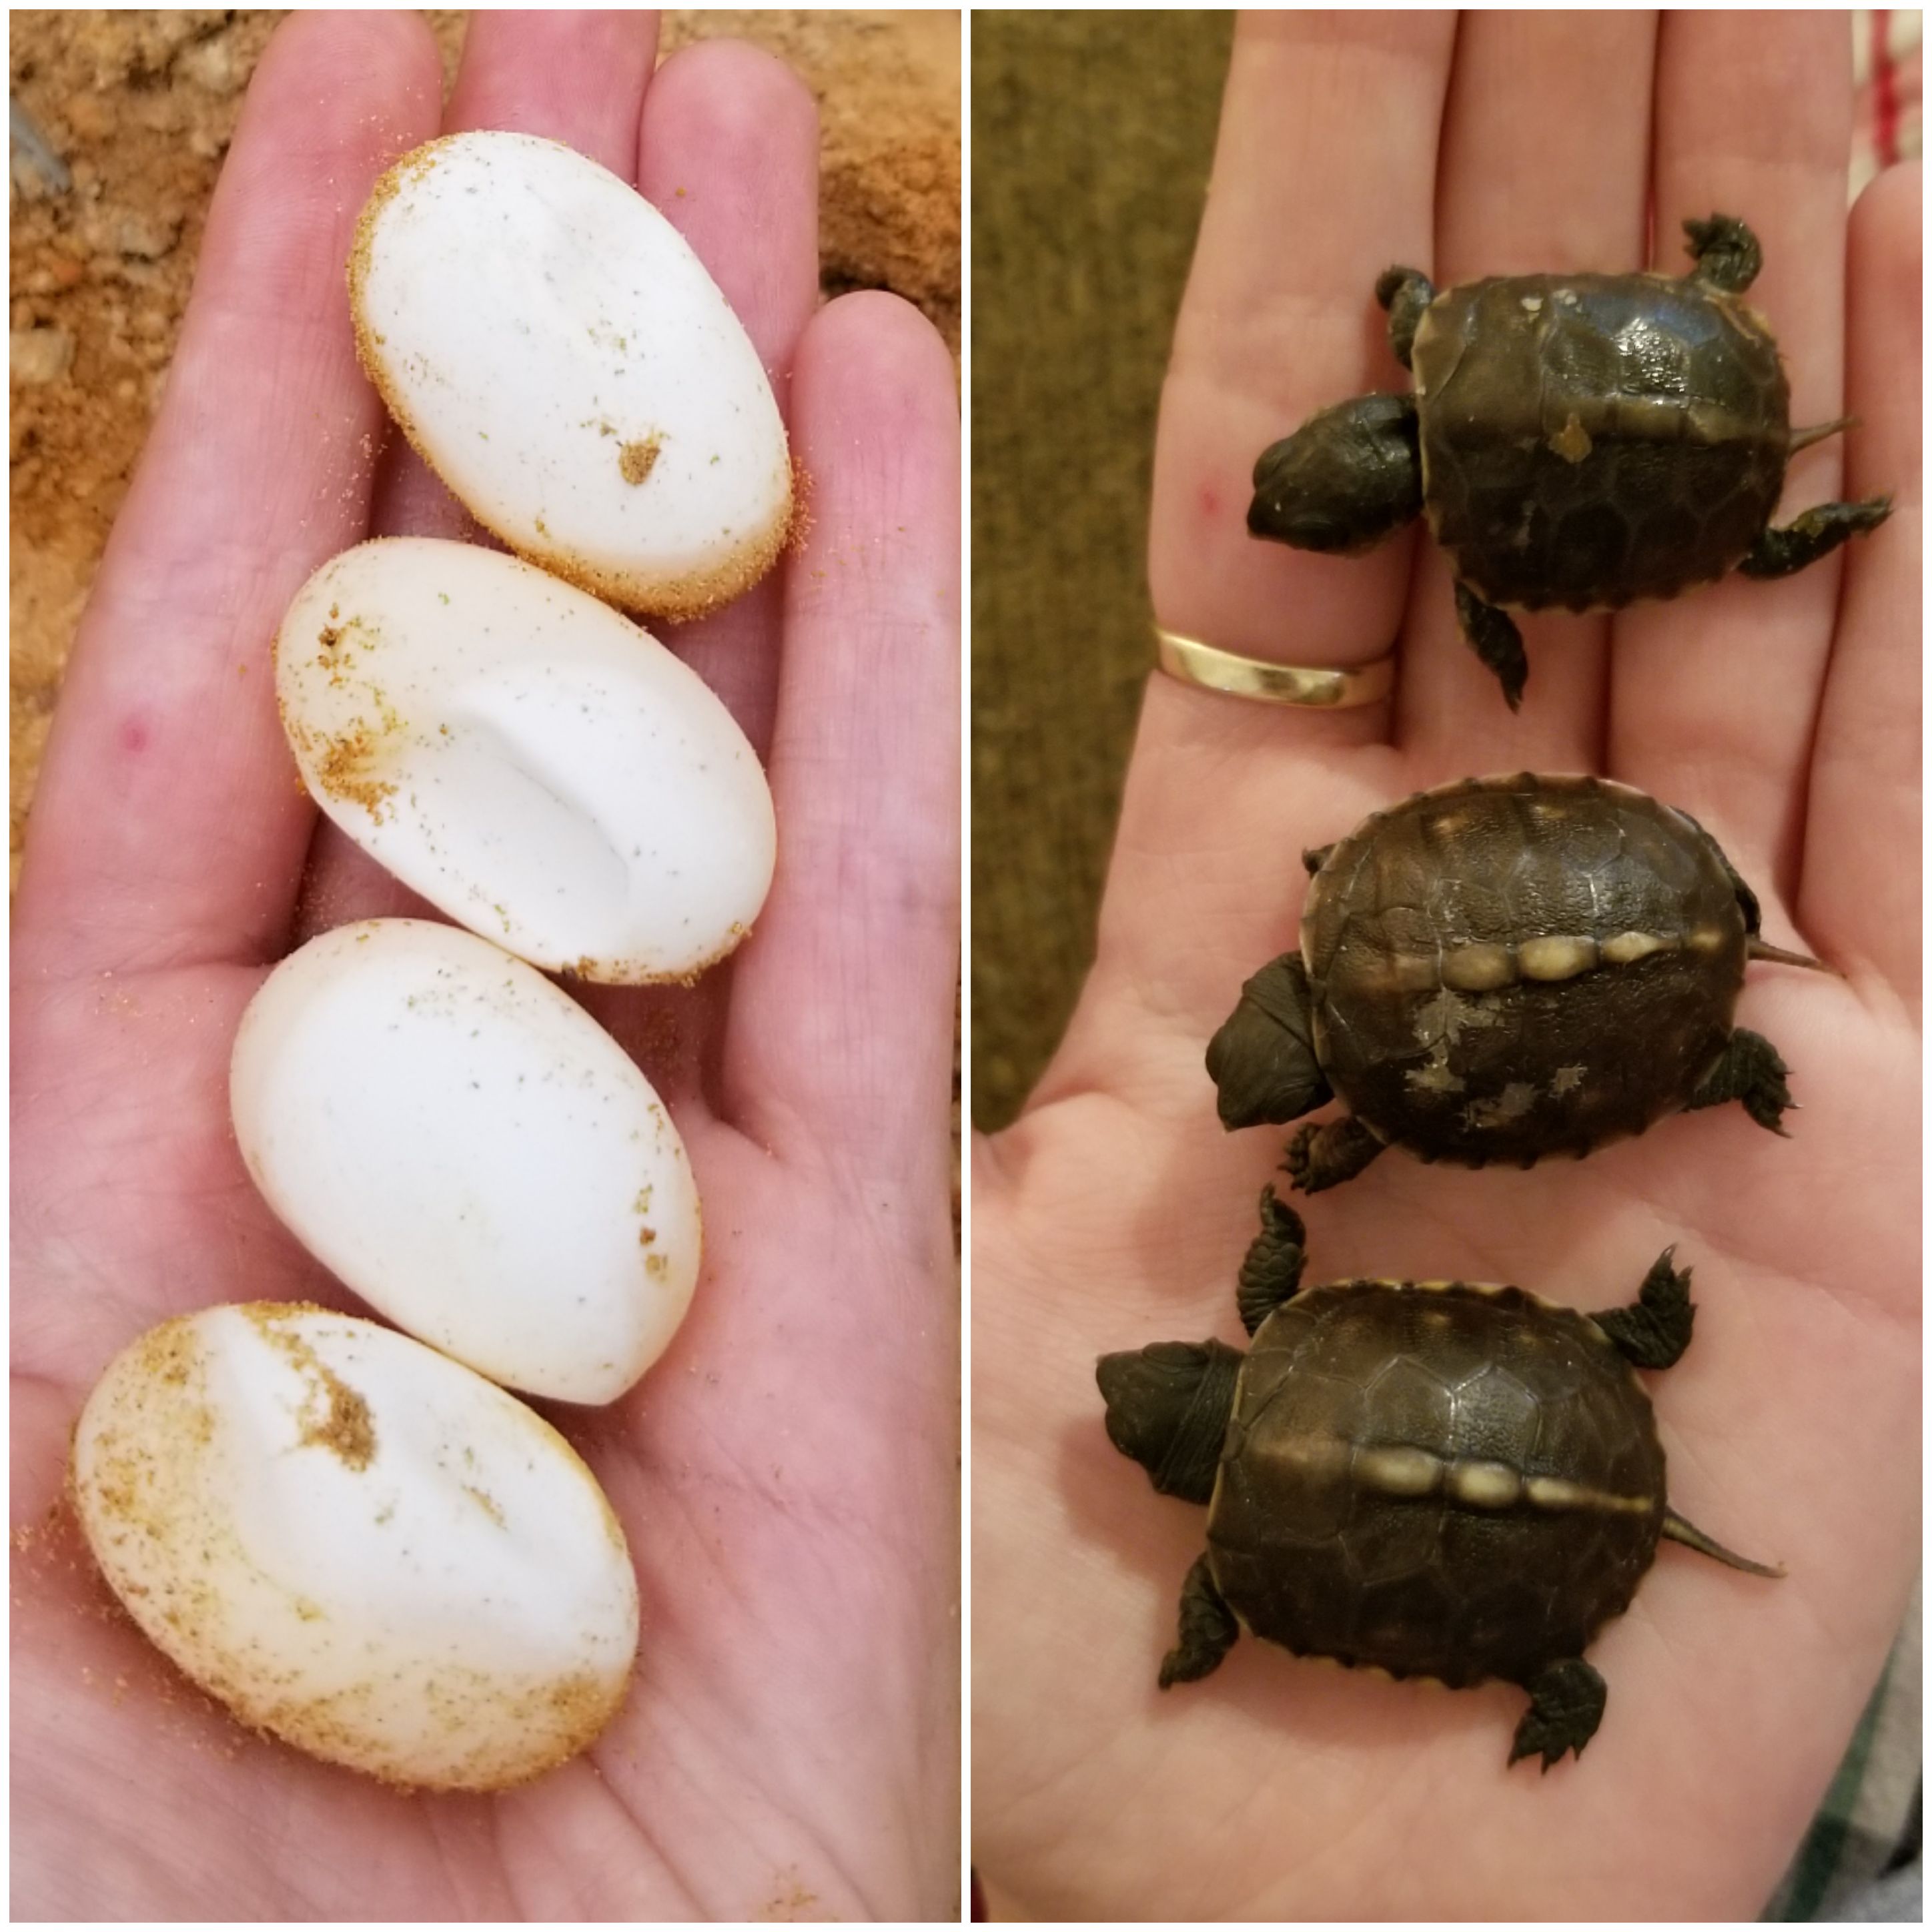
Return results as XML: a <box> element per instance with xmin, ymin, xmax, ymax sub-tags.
<box><xmin>1153</xmin><ymin>626</ymin><xmax>1396</xmax><ymax>709</ymax></box>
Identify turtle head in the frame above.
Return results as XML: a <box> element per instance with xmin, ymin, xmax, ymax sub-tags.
<box><xmin>1096</xmin><ymin>1339</ymin><xmax>1242</xmax><ymax>1505</ymax></box>
<box><xmin>1205</xmin><ymin>955</ymin><xmax>1332</xmax><ymax>1129</ymax></box>
<box><xmin>1248</xmin><ymin>394</ymin><xmax>1422</xmax><ymax>554</ymax></box>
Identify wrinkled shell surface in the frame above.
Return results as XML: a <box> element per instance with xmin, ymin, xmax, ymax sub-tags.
<box><xmin>1304</xmin><ymin>774</ymin><xmax>1746</xmax><ymax>1163</ymax></box>
<box><xmin>1208</xmin><ymin>1279</ymin><xmax>1664</xmax><ymax>1688</ymax></box>
<box><xmin>231</xmin><ymin>919</ymin><xmax>702</xmax><ymax>1404</ymax></box>
<box><xmin>350</xmin><ymin>130</ymin><xmax>791</xmax><ymax>617</ymax></box>
<box><xmin>275</xmin><ymin>537</ymin><xmax>776</xmax><ymax>984</ymax></box>
<box><xmin>1412</xmin><ymin>273</ymin><xmax>1788</xmax><ymax>610</ymax></box>
<box><xmin>71</xmin><ymin>1304</ymin><xmax>639</xmax><ymax>1791</ymax></box>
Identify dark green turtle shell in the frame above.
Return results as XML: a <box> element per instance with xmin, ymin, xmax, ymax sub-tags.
<box><xmin>1205</xmin><ymin>1277</ymin><xmax>1665</xmax><ymax>1690</ymax></box>
<box><xmin>1303</xmin><ymin>773</ymin><xmax>1748</xmax><ymax>1166</ymax></box>
<box><xmin>1412</xmin><ymin>272</ymin><xmax>1789</xmax><ymax>610</ymax></box>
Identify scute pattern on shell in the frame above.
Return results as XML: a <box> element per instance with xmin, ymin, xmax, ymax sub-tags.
<box><xmin>1412</xmin><ymin>274</ymin><xmax>1789</xmax><ymax>610</ymax></box>
<box><xmin>1205</xmin><ymin>1280</ymin><xmax>1665</xmax><ymax>1690</ymax></box>
<box><xmin>1304</xmin><ymin>775</ymin><xmax>1747</xmax><ymax>1165</ymax></box>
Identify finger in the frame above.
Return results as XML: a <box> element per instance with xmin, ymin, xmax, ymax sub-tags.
<box><xmin>1798</xmin><ymin>161</ymin><xmax>1920</xmax><ymax>1000</ymax></box>
<box><xmin>366</xmin><ymin>10</ymin><xmax>662</xmax><ymax>538</ymax></box>
<box><xmin>1397</xmin><ymin>10</ymin><xmax>1658</xmax><ymax>771</ymax></box>
<box><xmin>10</xmin><ymin>11</ymin><xmax>443</xmax><ymax>981</ymax></box>
<box><xmin>635</xmin><ymin>37</ymin><xmax>823</xmax><ymax>761</ymax></box>
<box><xmin>1609</xmin><ymin>11</ymin><xmax>1855</xmax><ymax>905</ymax></box>
<box><xmin>303</xmin><ymin>9</ymin><xmax>673</xmax><ymax>951</ymax></box>
<box><xmin>1147</xmin><ymin>10</ymin><xmax>1456</xmax><ymax>712</ymax></box>
<box><xmin>1062</xmin><ymin>15</ymin><xmax>1456</xmax><ymax>1071</ymax></box>
<box><xmin>719</xmin><ymin>292</ymin><xmax>959</xmax><ymax>1180</ymax></box>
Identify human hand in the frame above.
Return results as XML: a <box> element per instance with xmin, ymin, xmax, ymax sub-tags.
<box><xmin>12</xmin><ymin>11</ymin><xmax>959</xmax><ymax>1919</ymax></box>
<box><xmin>974</xmin><ymin>11</ymin><xmax>1916</xmax><ymax>1919</ymax></box>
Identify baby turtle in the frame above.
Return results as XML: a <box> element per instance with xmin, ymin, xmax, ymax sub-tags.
<box><xmin>1248</xmin><ymin>214</ymin><xmax>1891</xmax><ymax>706</ymax></box>
<box><xmin>1208</xmin><ymin>773</ymin><xmax>1821</xmax><ymax>1192</ymax></box>
<box><xmin>1097</xmin><ymin>1191</ymin><xmax>1782</xmax><ymax>1769</ymax></box>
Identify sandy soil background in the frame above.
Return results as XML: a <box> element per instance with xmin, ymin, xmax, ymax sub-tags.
<box><xmin>9</xmin><ymin>8</ymin><xmax>961</xmax><ymax>886</ymax></box>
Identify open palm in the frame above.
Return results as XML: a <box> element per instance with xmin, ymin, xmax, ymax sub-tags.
<box><xmin>974</xmin><ymin>13</ymin><xmax>1916</xmax><ymax>1920</ymax></box>
<box><xmin>13</xmin><ymin>11</ymin><xmax>958</xmax><ymax>1920</ymax></box>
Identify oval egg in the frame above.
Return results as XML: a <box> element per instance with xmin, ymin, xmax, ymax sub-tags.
<box><xmin>276</xmin><ymin>537</ymin><xmax>775</xmax><ymax>983</ymax></box>
<box><xmin>231</xmin><ymin>919</ymin><xmax>701</xmax><ymax>1404</ymax></box>
<box><xmin>350</xmin><ymin>129</ymin><xmax>791</xmax><ymax>616</ymax></box>
<box><xmin>71</xmin><ymin>1303</ymin><xmax>638</xmax><ymax>1791</ymax></box>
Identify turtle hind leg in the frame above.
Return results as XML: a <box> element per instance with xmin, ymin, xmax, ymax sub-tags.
<box><xmin>1374</xmin><ymin>265</ymin><xmax>1434</xmax><ymax>370</ymax></box>
<box><xmin>1284</xmin><ymin>1115</ymin><xmax>1384</xmax><ymax>1193</ymax></box>
<box><xmin>1454</xmin><ymin>582</ymin><xmax>1528</xmax><ymax>710</ymax></box>
<box><xmin>1159</xmin><ymin>1554</ymin><xmax>1239</xmax><ymax>1688</ymax></box>
<box><xmin>1236</xmin><ymin>1185</ymin><xmax>1308</xmax><ymax>1335</ymax></box>
<box><xmin>1682</xmin><ymin>213</ymin><xmax>1762</xmax><ymax>293</ymax></box>
<box><xmin>1508</xmin><ymin>1658</ymin><xmax>1607</xmax><ymax>1771</ymax></box>
<box><xmin>1595</xmin><ymin>1247</ymin><xmax>1695</xmax><ymax>1370</ymax></box>
<box><xmin>1738</xmin><ymin>496</ymin><xmax>1893</xmax><ymax>578</ymax></box>
<box><xmin>1687</xmin><ymin>1028</ymin><xmax>1793</xmax><ymax>1134</ymax></box>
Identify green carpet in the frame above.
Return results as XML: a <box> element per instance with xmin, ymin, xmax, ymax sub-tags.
<box><xmin>969</xmin><ymin>11</ymin><xmax>1232</xmax><ymax>1130</ymax></box>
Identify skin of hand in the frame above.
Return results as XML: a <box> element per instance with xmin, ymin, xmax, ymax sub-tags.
<box><xmin>11</xmin><ymin>11</ymin><xmax>959</xmax><ymax>1921</ymax></box>
<box><xmin>973</xmin><ymin>12</ymin><xmax>1917</xmax><ymax>1921</ymax></box>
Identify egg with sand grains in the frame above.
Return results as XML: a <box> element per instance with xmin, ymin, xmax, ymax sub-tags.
<box><xmin>230</xmin><ymin>919</ymin><xmax>702</xmax><ymax>1405</ymax></box>
<box><xmin>71</xmin><ymin>1304</ymin><xmax>639</xmax><ymax>1791</ymax></box>
<box><xmin>350</xmin><ymin>130</ymin><xmax>793</xmax><ymax>617</ymax></box>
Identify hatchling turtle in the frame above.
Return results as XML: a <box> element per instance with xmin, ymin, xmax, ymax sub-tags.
<box><xmin>1247</xmin><ymin>214</ymin><xmax>1891</xmax><ymax>706</ymax></box>
<box><xmin>1207</xmin><ymin>772</ymin><xmax>1821</xmax><ymax>1192</ymax></box>
<box><xmin>1097</xmin><ymin>1190</ymin><xmax>1782</xmax><ymax>1769</ymax></box>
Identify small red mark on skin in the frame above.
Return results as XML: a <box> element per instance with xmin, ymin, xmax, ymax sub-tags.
<box><xmin>1199</xmin><ymin>484</ymin><xmax>1222</xmax><ymax>522</ymax></box>
<box><xmin>119</xmin><ymin>718</ymin><xmax>151</xmax><ymax>755</ymax></box>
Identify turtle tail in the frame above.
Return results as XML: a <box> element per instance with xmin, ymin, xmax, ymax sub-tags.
<box><xmin>1660</xmin><ymin>1507</ymin><xmax>1785</xmax><ymax>1579</ymax></box>
<box><xmin>1747</xmin><ymin>936</ymin><xmax>1833</xmax><ymax>973</ymax></box>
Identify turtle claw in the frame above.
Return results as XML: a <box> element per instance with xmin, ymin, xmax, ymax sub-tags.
<box><xmin>1454</xmin><ymin>582</ymin><xmax>1528</xmax><ymax>708</ymax></box>
<box><xmin>1283</xmin><ymin>1116</ymin><xmax>1384</xmax><ymax>1193</ymax></box>
<box><xmin>1510</xmin><ymin>1658</ymin><xmax>1606</xmax><ymax>1771</ymax></box>
<box><xmin>1687</xmin><ymin>1027</ymin><xmax>1793</xmax><ymax>1135</ymax></box>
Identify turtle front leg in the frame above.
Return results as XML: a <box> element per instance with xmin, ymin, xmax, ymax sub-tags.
<box><xmin>1594</xmin><ymin>1248</ymin><xmax>1695</xmax><ymax>1370</ymax></box>
<box><xmin>1374</xmin><ymin>265</ymin><xmax>1435</xmax><ymax>370</ymax></box>
<box><xmin>1284</xmin><ymin>1114</ymin><xmax>1384</xmax><ymax>1193</ymax></box>
<box><xmin>1686</xmin><ymin>1027</ymin><xmax>1793</xmax><ymax>1134</ymax></box>
<box><xmin>1681</xmin><ymin>213</ymin><xmax>1762</xmax><ymax>293</ymax></box>
<box><xmin>1738</xmin><ymin>496</ymin><xmax>1893</xmax><ymax>578</ymax></box>
<box><xmin>1454</xmin><ymin>582</ymin><xmax>1529</xmax><ymax>710</ymax></box>
<box><xmin>1236</xmin><ymin>1185</ymin><xmax>1308</xmax><ymax>1336</ymax></box>
<box><xmin>1509</xmin><ymin>1658</ymin><xmax>1608</xmax><ymax>1771</ymax></box>
<box><xmin>1159</xmin><ymin>1554</ymin><xmax>1239</xmax><ymax>1688</ymax></box>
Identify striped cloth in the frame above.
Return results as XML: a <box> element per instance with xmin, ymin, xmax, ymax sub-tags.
<box><xmin>1764</xmin><ymin>1578</ymin><xmax>1922</xmax><ymax>1921</ymax></box>
<box><xmin>1852</xmin><ymin>8</ymin><xmax>1922</xmax><ymax>196</ymax></box>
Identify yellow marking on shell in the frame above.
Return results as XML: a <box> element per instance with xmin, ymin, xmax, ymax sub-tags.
<box><xmin>1517</xmin><ymin>935</ymin><xmax>1599</xmax><ymax>981</ymax></box>
<box><xmin>1685</xmin><ymin>925</ymin><xmax>1729</xmax><ymax>955</ymax></box>
<box><xmin>1268</xmin><ymin>1436</ymin><xmax>1354</xmax><ymax>1481</ymax></box>
<box><xmin>1522</xmin><ymin>1476</ymin><xmax>1653</xmax><ymax>1516</ymax></box>
<box><xmin>1548</xmin><ymin>414</ymin><xmax>1592</xmax><ymax>463</ymax></box>
<box><xmin>1551</xmin><ymin>1064</ymin><xmax>1586</xmax><ymax>1095</ymax></box>
<box><xmin>1441</xmin><ymin>942</ymin><xmax>1515</xmax><ymax>992</ymax></box>
<box><xmin>1448</xmin><ymin>1461</ymin><xmax>1523</xmax><ymax>1510</ymax></box>
<box><xmin>1354</xmin><ymin>1446</ymin><xmax>1442</xmax><ymax>1496</ymax></box>
<box><xmin>1601</xmin><ymin>929</ymin><xmax>1673</xmax><ymax>964</ymax></box>
<box><xmin>1519</xmin><ymin>294</ymin><xmax>1544</xmax><ymax>315</ymax></box>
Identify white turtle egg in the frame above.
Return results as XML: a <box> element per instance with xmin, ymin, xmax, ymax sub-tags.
<box><xmin>71</xmin><ymin>1303</ymin><xmax>639</xmax><ymax>1791</ymax></box>
<box><xmin>275</xmin><ymin>537</ymin><xmax>775</xmax><ymax>983</ymax></box>
<box><xmin>350</xmin><ymin>129</ymin><xmax>791</xmax><ymax>617</ymax></box>
<box><xmin>231</xmin><ymin>919</ymin><xmax>701</xmax><ymax>1404</ymax></box>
